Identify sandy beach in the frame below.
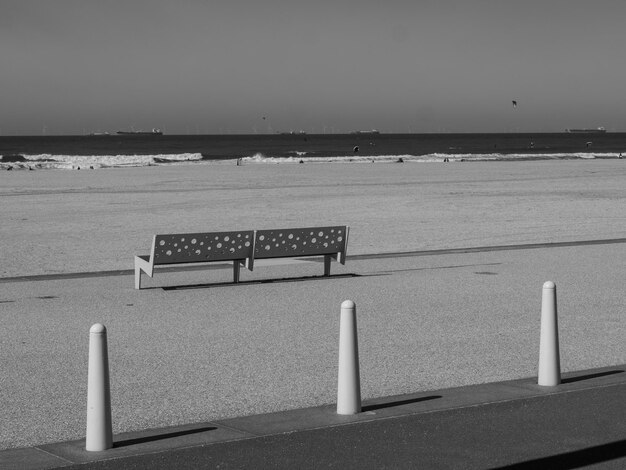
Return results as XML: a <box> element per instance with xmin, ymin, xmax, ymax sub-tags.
<box><xmin>1</xmin><ymin>160</ymin><xmax>625</xmax><ymax>450</ymax></box>
<box><xmin>2</xmin><ymin>159</ymin><xmax>626</xmax><ymax>277</ymax></box>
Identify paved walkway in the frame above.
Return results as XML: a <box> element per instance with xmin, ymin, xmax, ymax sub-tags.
<box><xmin>2</xmin><ymin>365</ymin><xmax>625</xmax><ymax>469</ymax></box>
<box><xmin>1</xmin><ymin>239</ymin><xmax>625</xmax><ymax>468</ymax></box>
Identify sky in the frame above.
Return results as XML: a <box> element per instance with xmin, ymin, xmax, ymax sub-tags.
<box><xmin>2</xmin><ymin>0</ymin><xmax>626</xmax><ymax>135</ymax></box>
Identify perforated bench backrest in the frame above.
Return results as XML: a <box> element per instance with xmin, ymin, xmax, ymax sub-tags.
<box><xmin>152</xmin><ymin>231</ymin><xmax>255</xmax><ymax>265</ymax></box>
<box><xmin>254</xmin><ymin>226</ymin><xmax>348</xmax><ymax>259</ymax></box>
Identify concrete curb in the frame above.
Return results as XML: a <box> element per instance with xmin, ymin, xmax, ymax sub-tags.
<box><xmin>3</xmin><ymin>364</ymin><xmax>624</xmax><ymax>469</ymax></box>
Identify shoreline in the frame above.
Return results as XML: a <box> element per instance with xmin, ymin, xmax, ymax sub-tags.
<box><xmin>2</xmin><ymin>152</ymin><xmax>625</xmax><ymax>171</ymax></box>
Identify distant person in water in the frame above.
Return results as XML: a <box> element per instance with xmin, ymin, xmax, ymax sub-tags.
<box><xmin>353</xmin><ymin>146</ymin><xmax>359</xmax><ymax>153</ymax></box>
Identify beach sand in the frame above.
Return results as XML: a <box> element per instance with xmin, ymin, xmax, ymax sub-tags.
<box><xmin>1</xmin><ymin>160</ymin><xmax>625</xmax><ymax>449</ymax></box>
<box><xmin>1</xmin><ymin>159</ymin><xmax>625</xmax><ymax>277</ymax></box>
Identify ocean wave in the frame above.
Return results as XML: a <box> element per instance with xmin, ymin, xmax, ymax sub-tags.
<box><xmin>0</xmin><ymin>153</ymin><xmax>204</xmax><ymax>170</ymax></box>
<box><xmin>1</xmin><ymin>151</ymin><xmax>622</xmax><ymax>170</ymax></box>
<box><xmin>241</xmin><ymin>152</ymin><xmax>617</xmax><ymax>164</ymax></box>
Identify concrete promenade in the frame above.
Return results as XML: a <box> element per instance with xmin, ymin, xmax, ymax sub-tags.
<box><xmin>1</xmin><ymin>239</ymin><xmax>625</xmax><ymax>467</ymax></box>
<box><xmin>2</xmin><ymin>366</ymin><xmax>625</xmax><ymax>469</ymax></box>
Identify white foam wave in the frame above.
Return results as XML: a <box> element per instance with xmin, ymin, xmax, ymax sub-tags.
<box><xmin>1</xmin><ymin>151</ymin><xmax>620</xmax><ymax>171</ymax></box>
<box><xmin>242</xmin><ymin>152</ymin><xmax>614</xmax><ymax>164</ymax></box>
<box><xmin>1</xmin><ymin>153</ymin><xmax>203</xmax><ymax>170</ymax></box>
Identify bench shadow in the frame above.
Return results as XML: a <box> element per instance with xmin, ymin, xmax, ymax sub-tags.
<box><xmin>113</xmin><ymin>426</ymin><xmax>217</xmax><ymax>448</ymax></box>
<box><xmin>561</xmin><ymin>369</ymin><xmax>624</xmax><ymax>384</ymax></box>
<box><xmin>162</xmin><ymin>273</ymin><xmax>361</xmax><ymax>291</ymax></box>
<box><xmin>362</xmin><ymin>395</ymin><xmax>441</xmax><ymax>412</ymax></box>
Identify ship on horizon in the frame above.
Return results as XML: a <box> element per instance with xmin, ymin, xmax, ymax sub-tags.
<box><xmin>116</xmin><ymin>128</ymin><xmax>163</xmax><ymax>135</ymax></box>
<box><xmin>565</xmin><ymin>127</ymin><xmax>606</xmax><ymax>134</ymax></box>
<box><xmin>350</xmin><ymin>129</ymin><xmax>380</xmax><ymax>135</ymax></box>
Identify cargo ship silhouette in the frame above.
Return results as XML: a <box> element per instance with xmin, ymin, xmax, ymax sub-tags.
<box><xmin>116</xmin><ymin>128</ymin><xmax>163</xmax><ymax>135</ymax></box>
<box><xmin>565</xmin><ymin>127</ymin><xmax>606</xmax><ymax>134</ymax></box>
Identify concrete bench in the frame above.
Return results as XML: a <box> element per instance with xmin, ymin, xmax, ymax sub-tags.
<box><xmin>135</xmin><ymin>225</ymin><xmax>349</xmax><ymax>289</ymax></box>
<box><xmin>134</xmin><ymin>230</ymin><xmax>255</xmax><ymax>289</ymax></box>
<box><xmin>254</xmin><ymin>226</ymin><xmax>349</xmax><ymax>276</ymax></box>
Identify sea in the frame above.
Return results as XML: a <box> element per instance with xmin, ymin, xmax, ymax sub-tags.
<box><xmin>1</xmin><ymin>132</ymin><xmax>625</xmax><ymax>170</ymax></box>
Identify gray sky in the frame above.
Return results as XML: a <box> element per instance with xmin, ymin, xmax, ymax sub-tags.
<box><xmin>2</xmin><ymin>0</ymin><xmax>626</xmax><ymax>135</ymax></box>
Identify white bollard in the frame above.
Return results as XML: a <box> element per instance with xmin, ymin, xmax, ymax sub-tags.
<box><xmin>337</xmin><ymin>300</ymin><xmax>361</xmax><ymax>414</ymax></box>
<box><xmin>86</xmin><ymin>323</ymin><xmax>113</xmax><ymax>451</ymax></box>
<box><xmin>538</xmin><ymin>281</ymin><xmax>561</xmax><ymax>386</ymax></box>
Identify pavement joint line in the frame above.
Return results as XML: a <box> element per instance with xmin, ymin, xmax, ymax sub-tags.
<box><xmin>31</xmin><ymin>447</ymin><xmax>74</xmax><ymax>464</ymax></box>
<box><xmin>1</xmin><ymin>237</ymin><xmax>625</xmax><ymax>284</ymax></box>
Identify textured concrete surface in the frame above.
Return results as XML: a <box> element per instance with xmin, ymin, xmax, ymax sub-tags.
<box><xmin>1</xmin><ymin>160</ymin><xmax>624</xmax><ymax>466</ymax></box>
<box><xmin>1</xmin><ymin>241</ymin><xmax>624</xmax><ymax>450</ymax></box>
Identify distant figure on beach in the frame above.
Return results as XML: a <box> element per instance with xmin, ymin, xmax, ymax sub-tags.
<box><xmin>353</xmin><ymin>146</ymin><xmax>359</xmax><ymax>153</ymax></box>
<box><xmin>512</xmin><ymin>100</ymin><xmax>517</xmax><ymax>108</ymax></box>
<box><xmin>299</xmin><ymin>159</ymin><xmax>304</xmax><ymax>164</ymax></box>
<box><xmin>236</xmin><ymin>158</ymin><xmax>242</xmax><ymax>166</ymax></box>
<box><xmin>397</xmin><ymin>157</ymin><xmax>404</xmax><ymax>163</ymax></box>
<box><xmin>586</xmin><ymin>142</ymin><xmax>592</xmax><ymax>149</ymax></box>
<box><xmin>619</xmin><ymin>153</ymin><xmax>623</xmax><ymax>159</ymax></box>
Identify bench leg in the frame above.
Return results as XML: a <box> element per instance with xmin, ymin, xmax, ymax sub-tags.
<box><xmin>233</xmin><ymin>261</ymin><xmax>241</xmax><ymax>283</ymax></box>
<box><xmin>134</xmin><ymin>257</ymin><xmax>153</xmax><ymax>290</ymax></box>
<box><xmin>135</xmin><ymin>265</ymin><xmax>142</xmax><ymax>290</ymax></box>
<box><xmin>324</xmin><ymin>255</ymin><xmax>332</xmax><ymax>277</ymax></box>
